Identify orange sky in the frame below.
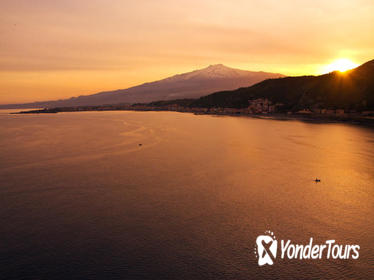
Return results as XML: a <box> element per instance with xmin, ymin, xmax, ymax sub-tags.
<box><xmin>1</xmin><ymin>0</ymin><xmax>373</xmax><ymax>104</ymax></box>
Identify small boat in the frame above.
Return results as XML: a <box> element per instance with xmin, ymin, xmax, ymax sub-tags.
<box><xmin>314</xmin><ymin>178</ymin><xmax>321</xmax><ymax>183</ymax></box>
<box><xmin>138</xmin><ymin>143</ymin><xmax>142</xmax><ymax>146</ymax></box>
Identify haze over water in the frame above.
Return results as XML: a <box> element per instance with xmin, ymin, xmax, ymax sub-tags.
<box><xmin>0</xmin><ymin>111</ymin><xmax>373</xmax><ymax>279</ymax></box>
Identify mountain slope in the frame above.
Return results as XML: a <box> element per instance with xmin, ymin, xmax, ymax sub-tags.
<box><xmin>1</xmin><ymin>64</ymin><xmax>284</xmax><ymax>109</ymax></box>
<box><xmin>192</xmin><ymin>59</ymin><xmax>374</xmax><ymax>111</ymax></box>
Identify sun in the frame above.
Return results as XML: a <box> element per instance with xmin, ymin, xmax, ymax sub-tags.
<box><xmin>322</xmin><ymin>58</ymin><xmax>359</xmax><ymax>74</ymax></box>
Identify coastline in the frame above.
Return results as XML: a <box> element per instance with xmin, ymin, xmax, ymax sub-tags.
<box><xmin>11</xmin><ymin>106</ymin><xmax>374</xmax><ymax>127</ymax></box>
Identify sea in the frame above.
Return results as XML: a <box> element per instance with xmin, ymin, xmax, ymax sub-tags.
<box><xmin>0</xmin><ymin>110</ymin><xmax>373</xmax><ymax>279</ymax></box>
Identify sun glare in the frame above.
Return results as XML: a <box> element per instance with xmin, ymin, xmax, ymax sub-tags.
<box><xmin>322</xmin><ymin>58</ymin><xmax>359</xmax><ymax>74</ymax></box>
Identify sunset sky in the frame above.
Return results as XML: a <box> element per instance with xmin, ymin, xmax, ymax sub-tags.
<box><xmin>1</xmin><ymin>0</ymin><xmax>373</xmax><ymax>104</ymax></box>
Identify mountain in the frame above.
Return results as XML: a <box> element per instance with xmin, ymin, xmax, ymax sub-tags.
<box><xmin>0</xmin><ymin>64</ymin><xmax>284</xmax><ymax>109</ymax></box>
<box><xmin>191</xmin><ymin>59</ymin><xmax>374</xmax><ymax>111</ymax></box>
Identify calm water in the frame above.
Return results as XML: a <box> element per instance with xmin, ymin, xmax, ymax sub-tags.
<box><xmin>0</xmin><ymin>110</ymin><xmax>373</xmax><ymax>280</ymax></box>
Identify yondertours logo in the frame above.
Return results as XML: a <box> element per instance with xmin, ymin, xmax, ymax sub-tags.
<box><xmin>254</xmin><ymin>230</ymin><xmax>278</xmax><ymax>266</ymax></box>
<box><xmin>254</xmin><ymin>230</ymin><xmax>360</xmax><ymax>266</ymax></box>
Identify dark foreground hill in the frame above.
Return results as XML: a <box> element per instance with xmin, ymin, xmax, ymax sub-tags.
<box><xmin>191</xmin><ymin>59</ymin><xmax>374</xmax><ymax>111</ymax></box>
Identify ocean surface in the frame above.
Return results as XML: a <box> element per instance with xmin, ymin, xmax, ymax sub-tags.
<box><xmin>0</xmin><ymin>110</ymin><xmax>373</xmax><ymax>280</ymax></box>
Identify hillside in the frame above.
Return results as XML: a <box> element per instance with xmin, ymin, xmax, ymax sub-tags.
<box><xmin>192</xmin><ymin>59</ymin><xmax>374</xmax><ymax>111</ymax></box>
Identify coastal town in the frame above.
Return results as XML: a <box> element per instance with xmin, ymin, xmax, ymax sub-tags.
<box><xmin>17</xmin><ymin>97</ymin><xmax>374</xmax><ymax>125</ymax></box>
<box><xmin>126</xmin><ymin>98</ymin><xmax>374</xmax><ymax>118</ymax></box>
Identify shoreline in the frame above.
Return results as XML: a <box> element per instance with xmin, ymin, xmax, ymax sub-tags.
<box><xmin>11</xmin><ymin>107</ymin><xmax>374</xmax><ymax>127</ymax></box>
